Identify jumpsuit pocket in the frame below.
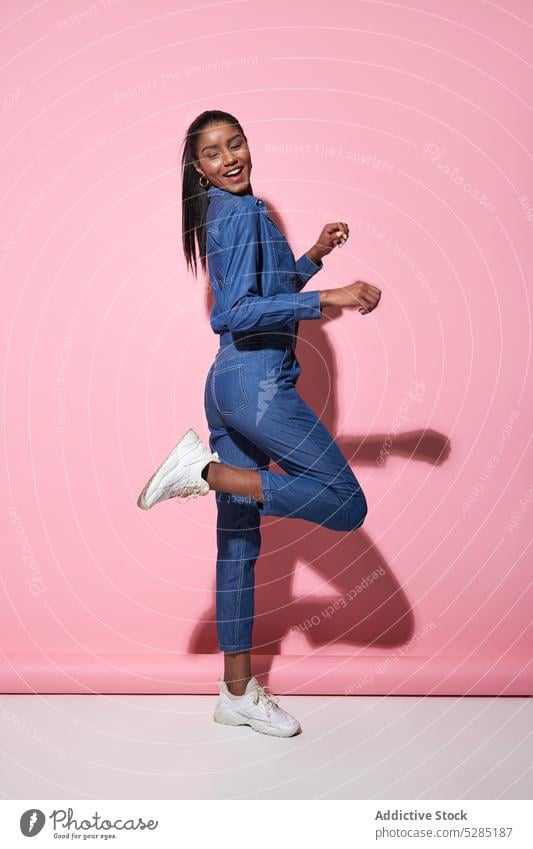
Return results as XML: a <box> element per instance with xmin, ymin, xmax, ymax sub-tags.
<box><xmin>212</xmin><ymin>362</ymin><xmax>250</xmax><ymax>415</ymax></box>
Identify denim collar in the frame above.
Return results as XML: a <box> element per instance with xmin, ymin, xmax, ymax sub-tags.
<box><xmin>206</xmin><ymin>184</ymin><xmax>264</xmax><ymax>206</ymax></box>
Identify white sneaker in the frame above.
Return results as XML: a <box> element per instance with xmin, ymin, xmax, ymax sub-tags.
<box><xmin>213</xmin><ymin>676</ymin><xmax>302</xmax><ymax>737</ymax></box>
<box><xmin>137</xmin><ymin>428</ymin><xmax>222</xmax><ymax>509</ymax></box>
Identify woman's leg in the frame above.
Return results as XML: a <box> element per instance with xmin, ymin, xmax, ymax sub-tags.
<box><xmin>205</xmin><ymin>358</ymin><xmax>272</xmax><ymax>686</ymax></box>
<box><xmin>203</xmin><ymin>347</ymin><xmax>367</xmax><ymax>688</ymax></box>
<box><xmin>224</xmin><ymin>650</ymin><xmax>252</xmax><ymax>696</ymax></box>
<box><xmin>204</xmin><ymin>412</ymin><xmax>270</xmax><ymax>683</ymax></box>
<box><xmin>204</xmin><ymin>461</ymin><xmax>263</xmax><ymax>501</ymax></box>
<box><xmin>209</xmin><ymin>348</ymin><xmax>368</xmax><ymax>532</ymax></box>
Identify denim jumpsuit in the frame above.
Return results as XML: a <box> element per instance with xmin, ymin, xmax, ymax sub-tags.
<box><xmin>203</xmin><ymin>184</ymin><xmax>367</xmax><ymax>652</ymax></box>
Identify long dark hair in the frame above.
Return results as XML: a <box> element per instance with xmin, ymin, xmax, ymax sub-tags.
<box><xmin>180</xmin><ymin>110</ymin><xmax>246</xmax><ymax>278</ymax></box>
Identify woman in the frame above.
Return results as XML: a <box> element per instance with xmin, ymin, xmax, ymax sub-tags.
<box><xmin>137</xmin><ymin>110</ymin><xmax>381</xmax><ymax>737</ymax></box>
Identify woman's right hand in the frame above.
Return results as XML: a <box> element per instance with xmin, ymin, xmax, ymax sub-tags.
<box><xmin>320</xmin><ymin>281</ymin><xmax>382</xmax><ymax>314</ymax></box>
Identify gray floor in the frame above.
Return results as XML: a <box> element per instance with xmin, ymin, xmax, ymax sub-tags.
<box><xmin>0</xmin><ymin>695</ymin><xmax>531</xmax><ymax>799</ymax></box>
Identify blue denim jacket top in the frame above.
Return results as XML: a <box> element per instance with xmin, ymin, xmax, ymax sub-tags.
<box><xmin>205</xmin><ymin>184</ymin><xmax>323</xmax><ymax>348</ymax></box>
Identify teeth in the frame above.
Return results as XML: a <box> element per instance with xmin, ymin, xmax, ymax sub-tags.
<box><xmin>225</xmin><ymin>167</ymin><xmax>242</xmax><ymax>176</ymax></box>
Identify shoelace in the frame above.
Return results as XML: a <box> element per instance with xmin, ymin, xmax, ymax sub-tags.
<box><xmin>160</xmin><ymin>482</ymin><xmax>202</xmax><ymax>502</ymax></box>
<box><xmin>177</xmin><ymin>482</ymin><xmax>204</xmax><ymax>501</ymax></box>
<box><xmin>252</xmin><ymin>684</ymin><xmax>280</xmax><ymax>717</ymax></box>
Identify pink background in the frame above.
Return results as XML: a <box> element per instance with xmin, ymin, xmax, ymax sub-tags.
<box><xmin>1</xmin><ymin>0</ymin><xmax>532</xmax><ymax>694</ymax></box>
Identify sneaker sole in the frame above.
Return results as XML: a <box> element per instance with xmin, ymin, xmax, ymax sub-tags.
<box><xmin>137</xmin><ymin>430</ymin><xmax>195</xmax><ymax>510</ymax></box>
<box><xmin>213</xmin><ymin>707</ymin><xmax>301</xmax><ymax>737</ymax></box>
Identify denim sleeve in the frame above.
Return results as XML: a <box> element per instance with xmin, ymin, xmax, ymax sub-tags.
<box><xmin>293</xmin><ymin>252</ymin><xmax>323</xmax><ymax>291</ymax></box>
<box><xmin>219</xmin><ymin>203</ymin><xmax>323</xmax><ymax>332</ymax></box>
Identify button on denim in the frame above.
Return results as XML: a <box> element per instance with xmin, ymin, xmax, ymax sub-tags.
<box><xmin>203</xmin><ymin>185</ymin><xmax>368</xmax><ymax>652</ymax></box>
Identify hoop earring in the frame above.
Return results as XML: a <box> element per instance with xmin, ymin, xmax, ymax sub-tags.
<box><xmin>199</xmin><ymin>174</ymin><xmax>209</xmax><ymax>188</ymax></box>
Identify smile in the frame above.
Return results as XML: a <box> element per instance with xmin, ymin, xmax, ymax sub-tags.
<box><xmin>223</xmin><ymin>165</ymin><xmax>244</xmax><ymax>181</ymax></box>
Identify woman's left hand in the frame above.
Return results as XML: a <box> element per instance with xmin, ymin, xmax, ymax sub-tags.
<box><xmin>312</xmin><ymin>222</ymin><xmax>350</xmax><ymax>260</ymax></box>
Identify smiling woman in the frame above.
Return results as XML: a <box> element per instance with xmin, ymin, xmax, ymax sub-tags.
<box><xmin>137</xmin><ymin>108</ymin><xmax>375</xmax><ymax>738</ymax></box>
<box><xmin>180</xmin><ymin>110</ymin><xmax>254</xmax><ymax>277</ymax></box>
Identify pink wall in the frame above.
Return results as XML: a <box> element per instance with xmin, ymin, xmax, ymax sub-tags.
<box><xmin>1</xmin><ymin>0</ymin><xmax>532</xmax><ymax>694</ymax></box>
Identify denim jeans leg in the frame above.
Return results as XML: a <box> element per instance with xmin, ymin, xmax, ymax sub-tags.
<box><xmin>220</xmin><ymin>349</ymin><xmax>368</xmax><ymax>533</ymax></box>
<box><xmin>214</xmin><ymin>491</ymin><xmax>260</xmax><ymax>652</ymax></box>
<box><xmin>204</xmin><ymin>347</ymin><xmax>368</xmax><ymax>652</ymax></box>
<box><xmin>205</xmin><ymin>364</ymin><xmax>270</xmax><ymax>652</ymax></box>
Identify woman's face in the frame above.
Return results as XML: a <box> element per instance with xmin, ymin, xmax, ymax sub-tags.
<box><xmin>194</xmin><ymin>122</ymin><xmax>252</xmax><ymax>194</ymax></box>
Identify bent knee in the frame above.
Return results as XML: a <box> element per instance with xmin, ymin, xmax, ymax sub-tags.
<box><xmin>340</xmin><ymin>487</ymin><xmax>368</xmax><ymax>532</ymax></box>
